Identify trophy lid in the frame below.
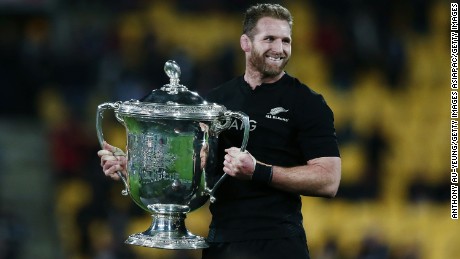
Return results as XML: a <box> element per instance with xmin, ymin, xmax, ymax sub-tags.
<box><xmin>115</xmin><ymin>60</ymin><xmax>226</xmax><ymax>120</ymax></box>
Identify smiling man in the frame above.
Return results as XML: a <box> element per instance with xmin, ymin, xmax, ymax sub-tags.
<box><xmin>202</xmin><ymin>3</ymin><xmax>342</xmax><ymax>259</ymax></box>
<box><xmin>97</xmin><ymin>3</ymin><xmax>341</xmax><ymax>259</ymax></box>
<box><xmin>244</xmin><ymin>16</ymin><xmax>291</xmax><ymax>82</ymax></box>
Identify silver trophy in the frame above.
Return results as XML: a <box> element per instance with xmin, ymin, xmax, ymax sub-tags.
<box><xmin>96</xmin><ymin>60</ymin><xmax>249</xmax><ymax>249</ymax></box>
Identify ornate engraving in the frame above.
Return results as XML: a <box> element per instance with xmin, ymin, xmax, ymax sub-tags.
<box><xmin>118</xmin><ymin>101</ymin><xmax>227</xmax><ymax>120</ymax></box>
<box><xmin>126</xmin><ymin>233</ymin><xmax>207</xmax><ymax>249</ymax></box>
<box><xmin>129</xmin><ymin>133</ymin><xmax>179</xmax><ymax>183</ymax></box>
<box><xmin>143</xmin><ymin>134</ymin><xmax>176</xmax><ymax>172</ymax></box>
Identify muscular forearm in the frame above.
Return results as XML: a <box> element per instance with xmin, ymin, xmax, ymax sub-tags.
<box><xmin>223</xmin><ymin>148</ymin><xmax>341</xmax><ymax>197</ymax></box>
<box><xmin>269</xmin><ymin>157</ymin><xmax>341</xmax><ymax>198</ymax></box>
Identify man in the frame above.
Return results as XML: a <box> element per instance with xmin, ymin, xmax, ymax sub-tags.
<box><xmin>99</xmin><ymin>3</ymin><xmax>341</xmax><ymax>259</ymax></box>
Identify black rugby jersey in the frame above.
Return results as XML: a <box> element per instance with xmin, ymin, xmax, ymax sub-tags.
<box><xmin>205</xmin><ymin>73</ymin><xmax>340</xmax><ymax>242</ymax></box>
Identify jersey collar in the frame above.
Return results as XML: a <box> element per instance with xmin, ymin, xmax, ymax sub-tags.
<box><xmin>240</xmin><ymin>72</ymin><xmax>290</xmax><ymax>94</ymax></box>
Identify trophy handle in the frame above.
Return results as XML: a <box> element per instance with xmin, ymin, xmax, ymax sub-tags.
<box><xmin>208</xmin><ymin>111</ymin><xmax>250</xmax><ymax>203</ymax></box>
<box><xmin>96</xmin><ymin>102</ymin><xmax>130</xmax><ymax>196</ymax></box>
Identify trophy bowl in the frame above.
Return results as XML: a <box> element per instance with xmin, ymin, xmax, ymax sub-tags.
<box><xmin>96</xmin><ymin>60</ymin><xmax>249</xmax><ymax>249</ymax></box>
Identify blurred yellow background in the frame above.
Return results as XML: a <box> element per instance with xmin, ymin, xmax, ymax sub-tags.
<box><xmin>0</xmin><ymin>0</ymin><xmax>455</xmax><ymax>259</ymax></box>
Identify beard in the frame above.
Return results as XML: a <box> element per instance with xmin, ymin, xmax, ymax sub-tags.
<box><xmin>248</xmin><ymin>48</ymin><xmax>290</xmax><ymax>78</ymax></box>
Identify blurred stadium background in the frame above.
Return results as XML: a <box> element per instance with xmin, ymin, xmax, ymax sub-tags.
<box><xmin>0</xmin><ymin>0</ymin><xmax>455</xmax><ymax>258</ymax></box>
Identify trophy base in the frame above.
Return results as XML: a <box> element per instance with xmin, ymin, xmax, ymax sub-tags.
<box><xmin>125</xmin><ymin>232</ymin><xmax>209</xmax><ymax>249</ymax></box>
<box><xmin>124</xmin><ymin>211</ymin><xmax>209</xmax><ymax>249</ymax></box>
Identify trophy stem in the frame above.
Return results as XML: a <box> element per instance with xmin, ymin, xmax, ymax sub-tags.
<box><xmin>125</xmin><ymin>212</ymin><xmax>209</xmax><ymax>249</ymax></box>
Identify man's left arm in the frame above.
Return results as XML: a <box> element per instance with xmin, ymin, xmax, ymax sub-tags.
<box><xmin>223</xmin><ymin>148</ymin><xmax>341</xmax><ymax>198</ymax></box>
<box><xmin>270</xmin><ymin>156</ymin><xmax>341</xmax><ymax>198</ymax></box>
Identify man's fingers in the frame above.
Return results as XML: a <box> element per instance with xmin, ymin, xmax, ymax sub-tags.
<box><xmin>100</xmin><ymin>154</ymin><xmax>116</xmax><ymax>166</ymax></box>
<box><xmin>117</xmin><ymin>156</ymin><xmax>127</xmax><ymax>164</ymax></box>
<box><xmin>101</xmin><ymin>154</ymin><xmax>117</xmax><ymax>161</ymax></box>
<box><xmin>222</xmin><ymin>164</ymin><xmax>233</xmax><ymax>176</ymax></box>
<box><xmin>224</xmin><ymin>147</ymin><xmax>240</xmax><ymax>156</ymax></box>
<box><xmin>103</xmin><ymin>141</ymin><xmax>114</xmax><ymax>150</ymax></box>
<box><xmin>99</xmin><ymin>142</ymin><xmax>127</xmax><ymax>181</ymax></box>
<box><xmin>103</xmin><ymin>160</ymin><xmax>122</xmax><ymax>170</ymax></box>
<box><xmin>97</xmin><ymin>150</ymin><xmax>112</xmax><ymax>157</ymax></box>
<box><xmin>223</xmin><ymin>160</ymin><xmax>231</xmax><ymax>168</ymax></box>
<box><xmin>104</xmin><ymin>164</ymin><xmax>124</xmax><ymax>177</ymax></box>
<box><xmin>112</xmin><ymin>148</ymin><xmax>125</xmax><ymax>156</ymax></box>
<box><xmin>224</xmin><ymin>154</ymin><xmax>233</xmax><ymax>162</ymax></box>
<box><xmin>108</xmin><ymin>170</ymin><xmax>121</xmax><ymax>180</ymax></box>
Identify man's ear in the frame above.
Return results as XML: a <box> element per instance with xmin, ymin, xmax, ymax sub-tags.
<box><xmin>240</xmin><ymin>34</ymin><xmax>251</xmax><ymax>52</ymax></box>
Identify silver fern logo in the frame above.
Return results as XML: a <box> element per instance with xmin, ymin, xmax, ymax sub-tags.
<box><xmin>266</xmin><ymin>107</ymin><xmax>289</xmax><ymax>122</ymax></box>
<box><xmin>269</xmin><ymin>107</ymin><xmax>289</xmax><ymax>115</ymax></box>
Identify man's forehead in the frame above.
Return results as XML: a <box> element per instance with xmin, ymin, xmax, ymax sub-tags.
<box><xmin>254</xmin><ymin>17</ymin><xmax>291</xmax><ymax>36</ymax></box>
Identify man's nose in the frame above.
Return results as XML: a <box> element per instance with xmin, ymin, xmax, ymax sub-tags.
<box><xmin>271</xmin><ymin>39</ymin><xmax>283</xmax><ymax>52</ymax></box>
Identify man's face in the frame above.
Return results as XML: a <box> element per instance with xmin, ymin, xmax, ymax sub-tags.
<box><xmin>248</xmin><ymin>17</ymin><xmax>292</xmax><ymax>77</ymax></box>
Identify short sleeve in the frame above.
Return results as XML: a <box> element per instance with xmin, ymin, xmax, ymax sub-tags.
<box><xmin>294</xmin><ymin>94</ymin><xmax>340</xmax><ymax>161</ymax></box>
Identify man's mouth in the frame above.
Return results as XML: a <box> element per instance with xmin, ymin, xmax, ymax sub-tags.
<box><xmin>266</xmin><ymin>56</ymin><xmax>283</xmax><ymax>62</ymax></box>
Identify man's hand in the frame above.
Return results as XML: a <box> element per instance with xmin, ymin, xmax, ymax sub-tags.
<box><xmin>97</xmin><ymin>141</ymin><xmax>127</xmax><ymax>180</ymax></box>
<box><xmin>223</xmin><ymin>147</ymin><xmax>256</xmax><ymax>180</ymax></box>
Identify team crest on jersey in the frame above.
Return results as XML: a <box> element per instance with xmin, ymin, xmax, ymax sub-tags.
<box><xmin>266</xmin><ymin>107</ymin><xmax>289</xmax><ymax>122</ymax></box>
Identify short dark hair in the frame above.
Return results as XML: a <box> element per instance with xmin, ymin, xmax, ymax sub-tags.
<box><xmin>243</xmin><ymin>3</ymin><xmax>293</xmax><ymax>39</ymax></box>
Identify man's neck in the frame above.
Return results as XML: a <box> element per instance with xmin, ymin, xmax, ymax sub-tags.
<box><xmin>244</xmin><ymin>70</ymin><xmax>285</xmax><ymax>90</ymax></box>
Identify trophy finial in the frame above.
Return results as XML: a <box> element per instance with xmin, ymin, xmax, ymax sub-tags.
<box><xmin>164</xmin><ymin>60</ymin><xmax>181</xmax><ymax>81</ymax></box>
<box><xmin>161</xmin><ymin>60</ymin><xmax>187</xmax><ymax>94</ymax></box>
